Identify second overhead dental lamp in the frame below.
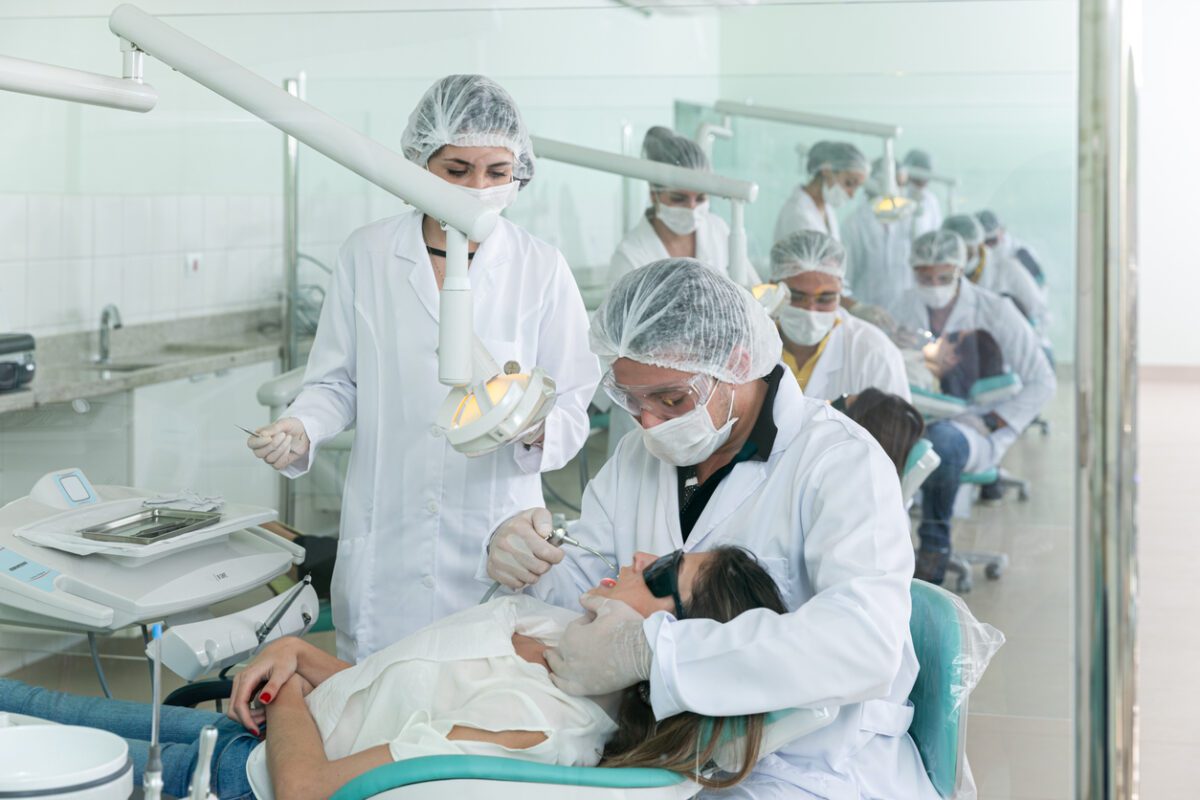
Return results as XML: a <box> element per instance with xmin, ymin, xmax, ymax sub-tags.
<box><xmin>92</xmin><ymin>3</ymin><xmax>556</xmax><ymax>457</ymax></box>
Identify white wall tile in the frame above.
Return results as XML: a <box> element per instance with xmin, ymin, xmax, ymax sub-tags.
<box><xmin>178</xmin><ymin>195</ymin><xmax>204</xmax><ymax>252</ymax></box>
<box><xmin>122</xmin><ymin>255</ymin><xmax>156</xmax><ymax>322</ymax></box>
<box><xmin>122</xmin><ymin>196</ymin><xmax>152</xmax><ymax>256</ymax></box>
<box><xmin>26</xmin><ymin>195</ymin><xmax>63</xmax><ymax>261</ymax></box>
<box><xmin>150</xmin><ymin>196</ymin><xmax>179</xmax><ymax>255</ymax></box>
<box><xmin>226</xmin><ymin>196</ymin><xmax>255</xmax><ymax>250</ymax></box>
<box><xmin>59</xmin><ymin>196</ymin><xmax>94</xmax><ymax>260</ymax></box>
<box><xmin>203</xmin><ymin>196</ymin><xmax>229</xmax><ymax>250</ymax></box>
<box><xmin>28</xmin><ymin>259</ymin><xmax>91</xmax><ymax>333</ymax></box>
<box><xmin>0</xmin><ymin>262</ymin><xmax>28</xmax><ymax>331</ymax></box>
<box><xmin>178</xmin><ymin>251</ymin><xmax>207</xmax><ymax>314</ymax></box>
<box><xmin>0</xmin><ymin>195</ymin><xmax>28</xmax><ymax>263</ymax></box>
<box><xmin>199</xmin><ymin>250</ymin><xmax>228</xmax><ymax>312</ymax></box>
<box><xmin>92</xmin><ymin>196</ymin><xmax>124</xmax><ymax>258</ymax></box>
<box><xmin>92</xmin><ymin>257</ymin><xmax>125</xmax><ymax>323</ymax></box>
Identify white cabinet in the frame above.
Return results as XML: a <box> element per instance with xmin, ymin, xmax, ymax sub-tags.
<box><xmin>132</xmin><ymin>360</ymin><xmax>280</xmax><ymax>508</ymax></box>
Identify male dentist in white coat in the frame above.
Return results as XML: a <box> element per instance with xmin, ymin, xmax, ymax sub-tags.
<box><xmin>484</xmin><ymin>259</ymin><xmax>938</xmax><ymax>799</ymax></box>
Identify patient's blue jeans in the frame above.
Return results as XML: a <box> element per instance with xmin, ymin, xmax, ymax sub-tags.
<box><xmin>0</xmin><ymin>678</ymin><xmax>256</xmax><ymax>799</ymax></box>
<box><xmin>917</xmin><ymin>420</ymin><xmax>971</xmax><ymax>582</ymax></box>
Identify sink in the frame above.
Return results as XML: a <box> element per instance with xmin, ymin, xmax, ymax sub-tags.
<box><xmin>160</xmin><ymin>342</ymin><xmax>243</xmax><ymax>356</ymax></box>
<box><xmin>88</xmin><ymin>362</ymin><xmax>161</xmax><ymax>372</ymax></box>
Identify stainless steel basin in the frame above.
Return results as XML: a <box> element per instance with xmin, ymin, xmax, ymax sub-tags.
<box><xmin>88</xmin><ymin>362</ymin><xmax>161</xmax><ymax>372</ymax></box>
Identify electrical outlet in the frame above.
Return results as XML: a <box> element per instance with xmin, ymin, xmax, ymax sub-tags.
<box><xmin>184</xmin><ymin>252</ymin><xmax>203</xmax><ymax>279</ymax></box>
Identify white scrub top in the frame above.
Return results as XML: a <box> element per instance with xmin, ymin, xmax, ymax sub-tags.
<box><xmin>786</xmin><ymin>309</ymin><xmax>912</xmax><ymax>403</ymax></box>
<box><xmin>891</xmin><ymin>279</ymin><xmax>1056</xmax><ymax>439</ymax></box>
<box><xmin>609</xmin><ymin>212</ymin><xmax>760</xmax><ymax>285</ymax></box>
<box><xmin>971</xmin><ymin>247</ymin><xmax>1049</xmax><ymax>337</ymax></box>
<box><xmin>908</xmin><ymin>186</ymin><xmax>943</xmax><ymax>236</ymax></box>
<box><xmin>527</xmin><ymin>370</ymin><xmax>938</xmax><ymax>800</ymax></box>
<box><xmin>841</xmin><ymin>199</ymin><xmax>914</xmax><ymax>312</ymax></box>
<box><xmin>285</xmin><ymin>209</ymin><xmax>600</xmax><ymax>661</ymax></box>
<box><xmin>773</xmin><ymin>184</ymin><xmax>840</xmax><ymax>243</ymax></box>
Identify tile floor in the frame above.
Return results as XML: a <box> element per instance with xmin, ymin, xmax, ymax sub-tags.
<box><xmin>2</xmin><ymin>371</ymin><xmax>1191</xmax><ymax>798</ymax></box>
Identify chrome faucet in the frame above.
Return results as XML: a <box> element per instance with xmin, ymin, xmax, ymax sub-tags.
<box><xmin>98</xmin><ymin>304</ymin><xmax>123</xmax><ymax>364</ymax></box>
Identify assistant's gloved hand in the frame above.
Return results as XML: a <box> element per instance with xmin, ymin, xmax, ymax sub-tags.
<box><xmin>247</xmin><ymin>417</ymin><xmax>310</xmax><ymax>471</ymax></box>
<box><xmin>546</xmin><ymin>594</ymin><xmax>652</xmax><ymax>696</ymax></box>
<box><xmin>486</xmin><ymin>508</ymin><xmax>564</xmax><ymax>589</ymax></box>
<box><xmin>847</xmin><ymin>302</ymin><xmax>897</xmax><ymax>335</ymax></box>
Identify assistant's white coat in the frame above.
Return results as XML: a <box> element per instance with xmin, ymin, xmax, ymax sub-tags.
<box><xmin>841</xmin><ymin>199</ymin><xmax>914</xmax><ymax>312</ymax></box>
<box><xmin>285</xmin><ymin>209</ymin><xmax>599</xmax><ymax>661</ymax></box>
<box><xmin>773</xmin><ymin>184</ymin><xmax>841</xmax><ymax>243</ymax></box>
<box><xmin>788</xmin><ymin>309</ymin><xmax>912</xmax><ymax>403</ymax></box>
<box><xmin>608</xmin><ymin>212</ymin><xmax>760</xmax><ymax>285</ymax></box>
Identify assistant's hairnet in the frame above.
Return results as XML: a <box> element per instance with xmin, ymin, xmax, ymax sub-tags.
<box><xmin>401</xmin><ymin>75</ymin><xmax>535</xmax><ymax>186</ymax></box>
<box><xmin>642</xmin><ymin>126</ymin><xmax>710</xmax><ymax>192</ymax></box>
<box><xmin>911</xmin><ymin>230</ymin><xmax>967</xmax><ymax>269</ymax></box>
<box><xmin>976</xmin><ymin>209</ymin><xmax>1002</xmax><ymax>236</ymax></box>
<box><xmin>590</xmin><ymin>259</ymin><xmax>782</xmax><ymax>384</ymax></box>
<box><xmin>902</xmin><ymin>148</ymin><xmax>934</xmax><ymax>177</ymax></box>
<box><xmin>806</xmin><ymin>141</ymin><xmax>869</xmax><ymax>178</ymax></box>
<box><xmin>942</xmin><ymin>214</ymin><xmax>985</xmax><ymax>247</ymax></box>
<box><xmin>769</xmin><ymin>230</ymin><xmax>847</xmax><ymax>281</ymax></box>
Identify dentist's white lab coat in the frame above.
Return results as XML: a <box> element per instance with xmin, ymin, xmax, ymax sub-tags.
<box><xmin>284</xmin><ymin>209</ymin><xmax>599</xmax><ymax>662</ymax></box>
<box><xmin>528</xmin><ymin>370</ymin><xmax>938</xmax><ymax>800</ymax></box>
<box><xmin>786</xmin><ymin>309</ymin><xmax>912</xmax><ymax>403</ymax></box>
<box><xmin>774</xmin><ymin>184</ymin><xmax>841</xmax><ymax>243</ymax></box>
<box><xmin>841</xmin><ymin>199</ymin><xmax>913</xmax><ymax>312</ymax></box>
<box><xmin>971</xmin><ymin>247</ymin><xmax>1049</xmax><ymax>342</ymax></box>
<box><xmin>907</xmin><ymin>186</ymin><xmax>943</xmax><ymax>236</ymax></box>
<box><xmin>891</xmin><ymin>279</ymin><xmax>1056</xmax><ymax>468</ymax></box>
<box><xmin>609</xmin><ymin>212</ymin><xmax>760</xmax><ymax>285</ymax></box>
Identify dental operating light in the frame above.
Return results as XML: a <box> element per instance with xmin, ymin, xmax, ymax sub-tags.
<box><xmin>101</xmin><ymin>3</ymin><xmax>551</xmax><ymax>456</ymax></box>
<box><xmin>530</xmin><ymin>135</ymin><xmax>760</xmax><ymax>286</ymax></box>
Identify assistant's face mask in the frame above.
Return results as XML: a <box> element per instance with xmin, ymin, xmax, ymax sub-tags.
<box><xmin>655</xmin><ymin>200</ymin><xmax>709</xmax><ymax>236</ymax></box>
<box><xmin>916</xmin><ymin>277</ymin><xmax>961</xmax><ymax>310</ymax></box>
<box><xmin>778</xmin><ymin>305</ymin><xmax>838</xmax><ymax>346</ymax></box>
<box><xmin>461</xmin><ymin>180</ymin><xmax>520</xmax><ymax>211</ymax></box>
<box><xmin>640</xmin><ymin>385</ymin><xmax>736</xmax><ymax>466</ymax></box>
<box><xmin>823</xmin><ymin>180</ymin><xmax>851</xmax><ymax>209</ymax></box>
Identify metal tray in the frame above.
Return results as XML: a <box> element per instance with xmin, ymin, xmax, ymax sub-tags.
<box><xmin>77</xmin><ymin>508</ymin><xmax>222</xmax><ymax>545</ymax></box>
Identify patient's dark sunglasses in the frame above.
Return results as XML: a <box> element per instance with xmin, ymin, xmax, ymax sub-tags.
<box><xmin>643</xmin><ymin>550</ymin><xmax>686</xmax><ymax>620</ymax></box>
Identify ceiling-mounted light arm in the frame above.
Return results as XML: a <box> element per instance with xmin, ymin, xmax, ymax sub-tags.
<box><xmin>0</xmin><ymin>50</ymin><xmax>157</xmax><ymax>112</ymax></box>
<box><xmin>695</xmin><ymin>116</ymin><xmax>733</xmax><ymax>162</ymax></box>
<box><xmin>712</xmin><ymin>100</ymin><xmax>900</xmax><ymax>140</ymax></box>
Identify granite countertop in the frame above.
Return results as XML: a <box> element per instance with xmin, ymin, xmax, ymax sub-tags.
<box><xmin>0</xmin><ymin>310</ymin><xmax>291</xmax><ymax>416</ymax></box>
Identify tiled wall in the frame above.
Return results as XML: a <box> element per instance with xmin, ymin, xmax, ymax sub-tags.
<box><xmin>0</xmin><ymin>193</ymin><xmax>288</xmax><ymax>337</ymax></box>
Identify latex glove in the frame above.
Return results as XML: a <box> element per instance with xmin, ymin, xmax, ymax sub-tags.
<box><xmin>227</xmin><ymin>638</ymin><xmax>300</xmax><ymax>734</ymax></box>
<box><xmin>247</xmin><ymin>417</ymin><xmax>310</xmax><ymax>471</ymax></box>
<box><xmin>847</xmin><ymin>302</ymin><xmax>897</xmax><ymax>335</ymax></box>
<box><xmin>546</xmin><ymin>594</ymin><xmax>652</xmax><ymax>696</ymax></box>
<box><xmin>487</xmin><ymin>508</ymin><xmax>564</xmax><ymax>589</ymax></box>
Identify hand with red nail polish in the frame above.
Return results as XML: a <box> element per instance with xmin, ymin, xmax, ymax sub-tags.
<box><xmin>258</xmin><ymin>691</ymin><xmax>272</xmax><ymax>704</ymax></box>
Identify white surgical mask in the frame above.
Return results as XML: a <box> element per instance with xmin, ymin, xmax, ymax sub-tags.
<box><xmin>461</xmin><ymin>180</ymin><xmax>520</xmax><ymax>211</ymax></box>
<box><xmin>655</xmin><ymin>200</ymin><xmax>708</xmax><ymax>236</ymax></box>
<box><xmin>640</xmin><ymin>386</ymin><xmax>736</xmax><ymax>466</ymax></box>
<box><xmin>823</xmin><ymin>181</ymin><xmax>851</xmax><ymax>209</ymax></box>
<box><xmin>916</xmin><ymin>280</ymin><xmax>960</xmax><ymax>310</ymax></box>
<box><xmin>778</xmin><ymin>305</ymin><xmax>838</xmax><ymax>346</ymax></box>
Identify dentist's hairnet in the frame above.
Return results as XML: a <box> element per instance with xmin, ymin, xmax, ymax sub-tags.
<box><xmin>769</xmin><ymin>230</ymin><xmax>847</xmax><ymax>281</ymax></box>
<box><xmin>903</xmin><ymin>149</ymin><xmax>934</xmax><ymax>178</ymax></box>
<box><xmin>642</xmin><ymin>126</ymin><xmax>710</xmax><ymax>187</ymax></box>
<box><xmin>911</xmin><ymin>230</ymin><xmax>967</xmax><ymax>269</ymax></box>
<box><xmin>977</xmin><ymin>209</ymin><xmax>1002</xmax><ymax>237</ymax></box>
<box><xmin>942</xmin><ymin>214</ymin><xmax>985</xmax><ymax>247</ymax></box>
<box><xmin>590</xmin><ymin>259</ymin><xmax>782</xmax><ymax>384</ymax></box>
<box><xmin>806</xmin><ymin>141</ymin><xmax>869</xmax><ymax>178</ymax></box>
<box><xmin>401</xmin><ymin>75</ymin><xmax>535</xmax><ymax>186</ymax></box>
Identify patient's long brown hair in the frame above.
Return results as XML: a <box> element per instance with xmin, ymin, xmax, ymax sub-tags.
<box><xmin>599</xmin><ymin>546</ymin><xmax>788</xmax><ymax>789</ymax></box>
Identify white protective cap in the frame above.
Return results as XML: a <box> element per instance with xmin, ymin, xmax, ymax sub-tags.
<box><xmin>942</xmin><ymin>214</ymin><xmax>985</xmax><ymax>248</ymax></box>
<box><xmin>769</xmin><ymin>230</ymin><xmax>847</xmax><ymax>282</ymax></box>
<box><xmin>401</xmin><ymin>74</ymin><xmax>536</xmax><ymax>186</ymax></box>
<box><xmin>590</xmin><ymin>258</ymin><xmax>782</xmax><ymax>384</ymax></box>
<box><xmin>643</xmin><ymin>126</ymin><xmax>709</xmax><ymax>191</ymax></box>
<box><xmin>806</xmin><ymin>141</ymin><xmax>869</xmax><ymax>179</ymax></box>
<box><xmin>911</xmin><ymin>230</ymin><xmax>967</xmax><ymax>269</ymax></box>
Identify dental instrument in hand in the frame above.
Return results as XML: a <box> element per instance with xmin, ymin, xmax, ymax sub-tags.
<box><xmin>480</xmin><ymin>519</ymin><xmax>618</xmax><ymax>603</ymax></box>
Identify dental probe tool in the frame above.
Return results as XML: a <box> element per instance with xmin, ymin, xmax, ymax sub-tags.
<box><xmin>480</xmin><ymin>522</ymin><xmax>618</xmax><ymax>603</ymax></box>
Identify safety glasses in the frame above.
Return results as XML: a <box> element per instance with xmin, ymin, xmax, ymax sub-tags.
<box><xmin>643</xmin><ymin>549</ymin><xmax>686</xmax><ymax>620</ymax></box>
<box><xmin>601</xmin><ymin>372</ymin><xmax>716</xmax><ymax>421</ymax></box>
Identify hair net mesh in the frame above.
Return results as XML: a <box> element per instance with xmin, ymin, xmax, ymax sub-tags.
<box><xmin>976</xmin><ymin>209</ymin><xmax>1002</xmax><ymax>236</ymax></box>
<box><xmin>769</xmin><ymin>230</ymin><xmax>847</xmax><ymax>281</ymax></box>
<box><xmin>806</xmin><ymin>141</ymin><xmax>869</xmax><ymax>178</ymax></box>
<box><xmin>590</xmin><ymin>259</ymin><xmax>782</xmax><ymax>384</ymax></box>
<box><xmin>902</xmin><ymin>149</ymin><xmax>934</xmax><ymax>174</ymax></box>
<box><xmin>911</xmin><ymin>230</ymin><xmax>967</xmax><ymax>269</ymax></box>
<box><xmin>401</xmin><ymin>74</ymin><xmax>535</xmax><ymax>186</ymax></box>
<box><xmin>942</xmin><ymin>214</ymin><xmax>985</xmax><ymax>247</ymax></box>
<box><xmin>642</xmin><ymin>126</ymin><xmax>710</xmax><ymax>190</ymax></box>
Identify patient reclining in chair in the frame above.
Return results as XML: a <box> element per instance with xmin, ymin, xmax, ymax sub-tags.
<box><xmin>0</xmin><ymin>547</ymin><xmax>786</xmax><ymax>800</ymax></box>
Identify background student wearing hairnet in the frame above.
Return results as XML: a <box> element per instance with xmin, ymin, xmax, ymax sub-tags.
<box><xmin>246</xmin><ymin>74</ymin><xmax>599</xmax><ymax>662</ymax></box>
<box><xmin>842</xmin><ymin>156</ymin><xmax>916</xmax><ymax>314</ymax></box>
<box><xmin>902</xmin><ymin>148</ymin><xmax>944</xmax><ymax>235</ymax></box>
<box><xmin>769</xmin><ymin>229</ymin><xmax>911</xmax><ymax>402</ymax></box>
<box><xmin>483</xmin><ymin>260</ymin><xmax>937</xmax><ymax>799</ymax></box>
<box><xmin>977</xmin><ymin>208</ymin><xmax>1048</xmax><ymax>288</ymax></box>
<box><xmin>773</xmin><ymin>140</ymin><xmax>869</xmax><ymax>243</ymax></box>
<box><xmin>891</xmin><ymin>230</ymin><xmax>1056</xmax><ymax>584</ymax></box>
